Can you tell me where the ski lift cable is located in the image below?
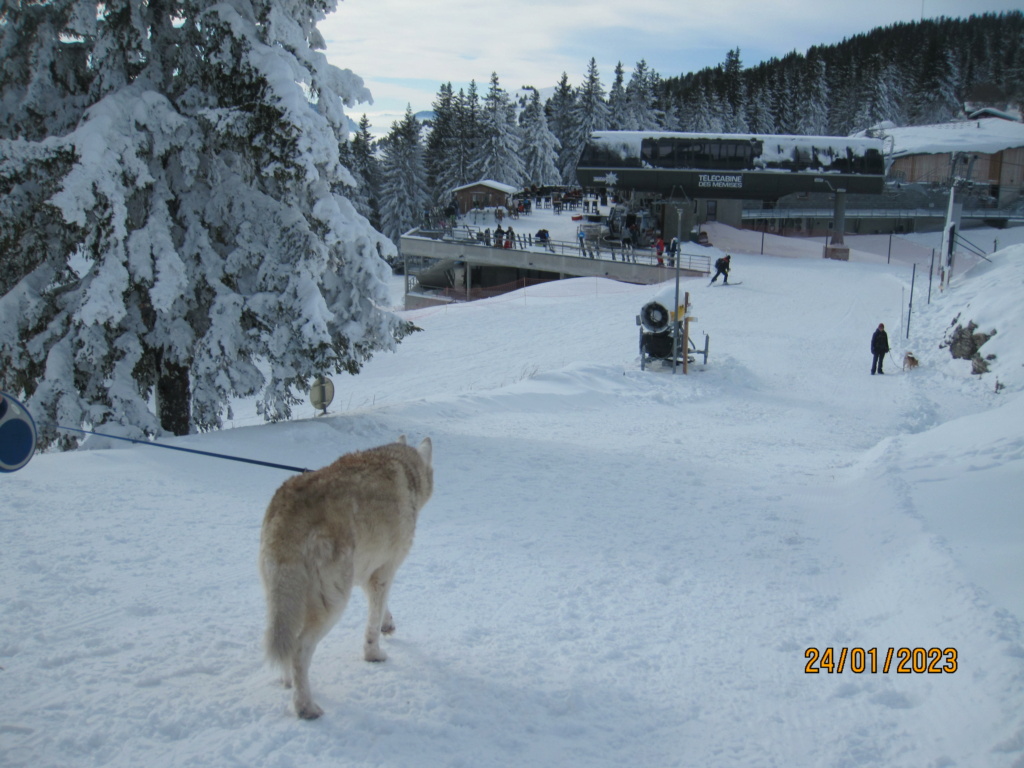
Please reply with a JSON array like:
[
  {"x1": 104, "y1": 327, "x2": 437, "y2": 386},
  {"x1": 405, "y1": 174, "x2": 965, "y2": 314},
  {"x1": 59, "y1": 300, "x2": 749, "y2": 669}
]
[{"x1": 953, "y1": 232, "x2": 992, "y2": 262}]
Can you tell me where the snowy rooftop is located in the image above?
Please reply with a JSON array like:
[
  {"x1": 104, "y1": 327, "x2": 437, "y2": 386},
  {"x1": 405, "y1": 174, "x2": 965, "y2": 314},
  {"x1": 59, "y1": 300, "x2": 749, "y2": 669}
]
[
  {"x1": 861, "y1": 118, "x2": 1024, "y2": 158},
  {"x1": 450, "y1": 179, "x2": 521, "y2": 195}
]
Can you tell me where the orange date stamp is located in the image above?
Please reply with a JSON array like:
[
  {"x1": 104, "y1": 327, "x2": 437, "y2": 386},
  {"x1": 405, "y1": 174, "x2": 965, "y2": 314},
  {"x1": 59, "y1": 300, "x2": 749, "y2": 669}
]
[{"x1": 804, "y1": 647, "x2": 958, "y2": 674}]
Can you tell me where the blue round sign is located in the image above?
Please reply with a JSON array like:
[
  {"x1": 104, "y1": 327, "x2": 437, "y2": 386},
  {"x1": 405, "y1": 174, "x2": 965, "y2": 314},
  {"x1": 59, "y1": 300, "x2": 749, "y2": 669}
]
[{"x1": 0, "y1": 392, "x2": 38, "y2": 472}]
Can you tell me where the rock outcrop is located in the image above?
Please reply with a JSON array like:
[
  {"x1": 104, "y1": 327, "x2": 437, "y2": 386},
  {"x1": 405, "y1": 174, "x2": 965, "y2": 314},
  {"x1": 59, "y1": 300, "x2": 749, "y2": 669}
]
[{"x1": 941, "y1": 315, "x2": 997, "y2": 374}]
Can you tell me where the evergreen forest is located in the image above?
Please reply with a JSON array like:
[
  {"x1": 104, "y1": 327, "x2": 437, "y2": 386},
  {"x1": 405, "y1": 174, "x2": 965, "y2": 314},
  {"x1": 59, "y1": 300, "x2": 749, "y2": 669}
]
[{"x1": 362, "y1": 12, "x2": 1024, "y2": 235}]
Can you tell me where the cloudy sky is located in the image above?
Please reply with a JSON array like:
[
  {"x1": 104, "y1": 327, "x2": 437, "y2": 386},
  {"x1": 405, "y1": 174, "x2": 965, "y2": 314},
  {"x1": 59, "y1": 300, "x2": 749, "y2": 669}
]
[{"x1": 317, "y1": 0, "x2": 1021, "y2": 135}]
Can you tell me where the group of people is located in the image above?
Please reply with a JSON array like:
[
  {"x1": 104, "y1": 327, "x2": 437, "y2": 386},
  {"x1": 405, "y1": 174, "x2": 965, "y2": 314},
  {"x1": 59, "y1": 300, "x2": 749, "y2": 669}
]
[
  {"x1": 494, "y1": 226, "x2": 515, "y2": 249},
  {"x1": 478, "y1": 226, "x2": 516, "y2": 248},
  {"x1": 653, "y1": 236, "x2": 685, "y2": 267}
]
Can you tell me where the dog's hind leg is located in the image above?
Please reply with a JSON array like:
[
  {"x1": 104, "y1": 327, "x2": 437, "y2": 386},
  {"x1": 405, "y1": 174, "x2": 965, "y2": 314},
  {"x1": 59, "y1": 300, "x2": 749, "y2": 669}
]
[
  {"x1": 380, "y1": 607, "x2": 395, "y2": 636},
  {"x1": 291, "y1": 633, "x2": 325, "y2": 720},
  {"x1": 362, "y1": 565, "x2": 398, "y2": 662},
  {"x1": 290, "y1": 576, "x2": 352, "y2": 719},
  {"x1": 290, "y1": 547, "x2": 354, "y2": 719}
]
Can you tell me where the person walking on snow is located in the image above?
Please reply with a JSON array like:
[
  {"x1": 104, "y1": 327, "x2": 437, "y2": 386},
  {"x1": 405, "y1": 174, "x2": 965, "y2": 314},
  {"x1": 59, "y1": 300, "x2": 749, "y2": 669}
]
[
  {"x1": 871, "y1": 323, "x2": 890, "y2": 375},
  {"x1": 710, "y1": 254, "x2": 731, "y2": 284}
]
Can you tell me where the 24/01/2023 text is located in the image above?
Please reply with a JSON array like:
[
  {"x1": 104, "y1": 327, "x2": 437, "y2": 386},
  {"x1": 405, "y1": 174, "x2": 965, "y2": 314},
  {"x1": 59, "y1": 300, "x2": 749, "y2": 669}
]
[{"x1": 804, "y1": 647, "x2": 958, "y2": 674}]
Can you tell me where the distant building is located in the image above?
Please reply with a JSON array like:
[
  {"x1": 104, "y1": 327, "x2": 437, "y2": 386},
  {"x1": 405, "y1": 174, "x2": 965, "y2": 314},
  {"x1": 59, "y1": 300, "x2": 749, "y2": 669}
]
[
  {"x1": 744, "y1": 117, "x2": 1024, "y2": 236},
  {"x1": 876, "y1": 117, "x2": 1024, "y2": 208},
  {"x1": 450, "y1": 180, "x2": 521, "y2": 215}
]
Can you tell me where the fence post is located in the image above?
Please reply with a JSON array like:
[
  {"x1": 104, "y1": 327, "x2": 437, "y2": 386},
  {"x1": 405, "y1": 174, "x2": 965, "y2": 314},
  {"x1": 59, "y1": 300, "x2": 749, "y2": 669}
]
[
  {"x1": 906, "y1": 263, "x2": 916, "y2": 339},
  {"x1": 927, "y1": 249, "x2": 935, "y2": 304}
]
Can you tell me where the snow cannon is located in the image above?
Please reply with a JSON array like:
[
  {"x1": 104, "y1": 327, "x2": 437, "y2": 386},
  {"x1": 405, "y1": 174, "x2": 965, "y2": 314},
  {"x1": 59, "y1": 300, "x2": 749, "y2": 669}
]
[
  {"x1": 636, "y1": 286, "x2": 709, "y2": 372},
  {"x1": 639, "y1": 299, "x2": 672, "y2": 335},
  {"x1": 638, "y1": 296, "x2": 676, "y2": 361}
]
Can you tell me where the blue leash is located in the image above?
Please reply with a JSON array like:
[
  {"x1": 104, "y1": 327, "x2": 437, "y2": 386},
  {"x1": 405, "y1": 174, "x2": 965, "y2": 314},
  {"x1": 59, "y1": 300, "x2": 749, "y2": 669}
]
[
  {"x1": 57, "y1": 425, "x2": 311, "y2": 474},
  {"x1": 4, "y1": 391, "x2": 310, "y2": 474}
]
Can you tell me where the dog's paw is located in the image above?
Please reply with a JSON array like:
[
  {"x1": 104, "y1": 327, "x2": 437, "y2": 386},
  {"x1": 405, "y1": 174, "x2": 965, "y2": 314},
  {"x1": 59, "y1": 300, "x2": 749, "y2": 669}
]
[
  {"x1": 364, "y1": 644, "x2": 388, "y2": 663},
  {"x1": 296, "y1": 701, "x2": 324, "y2": 720},
  {"x1": 381, "y1": 616, "x2": 396, "y2": 635}
]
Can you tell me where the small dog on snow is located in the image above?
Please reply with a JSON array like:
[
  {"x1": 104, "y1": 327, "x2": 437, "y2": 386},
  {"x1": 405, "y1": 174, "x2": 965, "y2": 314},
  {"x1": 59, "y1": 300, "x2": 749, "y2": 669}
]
[
  {"x1": 259, "y1": 436, "x2": 433, "y2": 719},
  {"x1": 903, "y1": 352, "x2": 919, "y2": 371}
]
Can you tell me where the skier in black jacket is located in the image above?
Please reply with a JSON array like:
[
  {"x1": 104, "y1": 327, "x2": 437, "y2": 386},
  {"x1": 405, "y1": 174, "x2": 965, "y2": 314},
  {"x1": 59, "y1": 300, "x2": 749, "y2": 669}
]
[
  {"x1": 871, "y1": 323, "x2": 890, "y2": 375},
  {"x1": 710, "y1": 254, "x2": 731, "y2": 284}
]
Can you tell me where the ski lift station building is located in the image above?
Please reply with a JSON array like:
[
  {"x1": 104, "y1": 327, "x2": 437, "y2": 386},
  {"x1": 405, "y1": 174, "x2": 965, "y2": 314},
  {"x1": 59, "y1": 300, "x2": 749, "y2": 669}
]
[{"x1": 575, "y1": 118, "x2": 1024, "y2": 237}]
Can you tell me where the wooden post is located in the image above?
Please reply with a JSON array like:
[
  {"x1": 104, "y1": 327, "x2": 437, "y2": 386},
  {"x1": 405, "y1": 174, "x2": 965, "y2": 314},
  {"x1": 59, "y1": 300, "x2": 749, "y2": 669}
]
[{"x1": 682, "y1": 316, "x2": 691, "y2": 375}]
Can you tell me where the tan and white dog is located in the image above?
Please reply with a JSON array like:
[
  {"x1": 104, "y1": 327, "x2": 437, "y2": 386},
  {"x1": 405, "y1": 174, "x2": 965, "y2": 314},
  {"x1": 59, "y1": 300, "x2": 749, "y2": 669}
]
[
  {"x1": 903, "y1": 352, "x2": 920, "y2": 371},
  {"x1": 259, "y1": 436, "x2": 433, "y2": 719}
]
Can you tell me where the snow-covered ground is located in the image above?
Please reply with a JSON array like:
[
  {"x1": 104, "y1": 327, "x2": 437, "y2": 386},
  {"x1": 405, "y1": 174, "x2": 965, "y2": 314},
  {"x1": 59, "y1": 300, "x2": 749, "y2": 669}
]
[{"x1": 3, "y1": 207, "x2": 1024, "y2": 767}]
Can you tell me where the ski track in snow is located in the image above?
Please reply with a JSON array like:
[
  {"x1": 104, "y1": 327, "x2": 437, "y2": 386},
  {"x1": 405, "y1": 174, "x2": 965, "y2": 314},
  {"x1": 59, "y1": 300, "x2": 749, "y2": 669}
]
[{"x1": 3, "y1": 219, "x2": 1024, "y2": 767}]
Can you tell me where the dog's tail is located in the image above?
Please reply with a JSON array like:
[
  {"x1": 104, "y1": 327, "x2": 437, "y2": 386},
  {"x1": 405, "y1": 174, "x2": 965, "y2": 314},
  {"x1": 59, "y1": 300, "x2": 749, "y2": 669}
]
[
  {"x1": 261, "y1": 532, "x2": 347, "y2": 667},
  {"x1": 260, "y1": 556, "x2": 311, "y2": 667}
]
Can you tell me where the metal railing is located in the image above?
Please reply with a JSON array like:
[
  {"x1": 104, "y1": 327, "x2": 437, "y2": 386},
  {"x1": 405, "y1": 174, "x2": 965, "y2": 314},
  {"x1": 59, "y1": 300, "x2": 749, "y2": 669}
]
[
  {"x1": 407, "y1": 225, "x2": 711, "y2": 274},
  {"x1": 742, "y1": 207, "x2": 1024, "y2": 223}
]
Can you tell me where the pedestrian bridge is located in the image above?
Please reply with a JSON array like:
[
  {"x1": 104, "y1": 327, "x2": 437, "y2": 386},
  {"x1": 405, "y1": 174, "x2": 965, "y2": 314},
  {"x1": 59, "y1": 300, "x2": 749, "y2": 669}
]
[{"x1": 399, "y1": 227, "x2": 711, "y2": 304}]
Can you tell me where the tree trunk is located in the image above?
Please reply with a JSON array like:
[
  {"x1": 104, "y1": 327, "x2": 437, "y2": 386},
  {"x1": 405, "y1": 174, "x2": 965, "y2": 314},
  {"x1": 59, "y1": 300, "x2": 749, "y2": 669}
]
[{"x1": 157, "y1": 360, "x2": 192, "y2": 436}]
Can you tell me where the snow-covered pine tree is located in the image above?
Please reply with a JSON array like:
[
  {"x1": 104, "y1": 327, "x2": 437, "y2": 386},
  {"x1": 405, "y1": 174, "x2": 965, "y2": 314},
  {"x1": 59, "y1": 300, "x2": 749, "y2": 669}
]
[
  {"x1": 378, "y1": 105, "x2": 429, "y2": 245},
  {"x1": 1008, "y1": 30, "x2": 1024, "y2": 115},
  {"x1": 607, "y1": 62, "x2": 634, "y2": 130},
  {"x1": 851, "y1": 53, "x2": 907, "y2": 133},
  {"x1": 625, "y1": 60, "x2": 662, "y2": 130},
  {"x1": 547, "y1": 72, "x2": 579, "y2": 185},
  {"x1": 0, "y1": 0, "x2": 410, "y2": 444},
  {"x1": 475, "y1": 72, "x2": 525, "y2": 187},
  {"x1": 911, "y1": 42, "x2": 962, "y2": 125},
  {"x1": 561, "y1": 59, "x2": 610, "y2": 184},
  {"x1": 425, "y1": 82, "x2": 478, "y2": 199},
  {"x1": 344, "y1": 114, "x2": 382, "y2": 230},
  {"x1": 425, "y1": 82, "x2": 459, "y2": 203},
  {"x1": 455, "y1": 81, "x2": 484, "y2": 187},
  {"x1": 876, "y1": 61, "x2": 908, "y2": 126},
  {"x1": 745, "y1": 77, "x2": 777, "y2": 134},
  {"x1": 689, "y1": 85, "x2": 722, "y2": 133},
  {"x1": 797, "y1": 57, "x2": 830, "y2": 135},
  {"x1": 719, "y1": 49, "x2": 749, "y2": 133},
  {"x1": 0, "y1": 0, "x2": 94, "y2": 141},
  {"x1": 772, "y1": 68, "x2": 800, "y2": 135},
  {"x1": 659, "y1": 96, "x2": 683, "y2": 131},
  {"x1": 520, "y1": 88, "x2": 561, "y2": 187}
]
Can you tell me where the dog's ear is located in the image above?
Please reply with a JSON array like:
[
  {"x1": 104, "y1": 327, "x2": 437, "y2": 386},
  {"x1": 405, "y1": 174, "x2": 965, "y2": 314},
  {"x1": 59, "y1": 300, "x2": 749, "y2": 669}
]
[
  {"x1": 397, "y1": 435, "x2": 407, "y2": 445},
  {"x1": 417, "y1": 437, "x2": 432, "y2": 468}
]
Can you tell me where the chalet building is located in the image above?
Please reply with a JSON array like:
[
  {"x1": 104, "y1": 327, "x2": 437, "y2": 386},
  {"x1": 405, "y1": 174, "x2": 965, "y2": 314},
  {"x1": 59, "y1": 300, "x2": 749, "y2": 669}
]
[{"x1": 450, "y1": 180, "x2": 521, "y2": 215}]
